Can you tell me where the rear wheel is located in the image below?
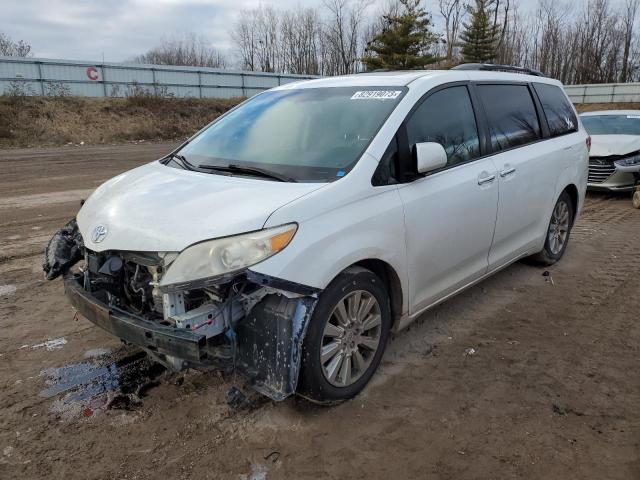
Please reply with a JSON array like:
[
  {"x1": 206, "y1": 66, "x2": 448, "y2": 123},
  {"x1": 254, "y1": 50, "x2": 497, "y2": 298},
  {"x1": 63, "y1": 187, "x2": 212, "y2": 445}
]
[
  {"x1": 532, "y1": 191, "x2": 574, "y2": 265},
  {"x1": 298, "y1": 267, "x2": 391, "y2": 403}
]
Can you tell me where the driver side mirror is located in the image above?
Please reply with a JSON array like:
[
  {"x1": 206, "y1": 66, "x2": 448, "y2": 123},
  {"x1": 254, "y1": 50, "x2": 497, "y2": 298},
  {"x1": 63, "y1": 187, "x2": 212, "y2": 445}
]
[{"x1": 414, "y1": 142, "x2": 447, "y2": 174}]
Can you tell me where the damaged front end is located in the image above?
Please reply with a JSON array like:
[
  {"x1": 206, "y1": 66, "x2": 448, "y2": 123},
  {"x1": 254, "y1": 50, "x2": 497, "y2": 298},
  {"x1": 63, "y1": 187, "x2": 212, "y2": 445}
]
[{"x1": 44, "y1": 219, "x2": 318, "y2": 401}]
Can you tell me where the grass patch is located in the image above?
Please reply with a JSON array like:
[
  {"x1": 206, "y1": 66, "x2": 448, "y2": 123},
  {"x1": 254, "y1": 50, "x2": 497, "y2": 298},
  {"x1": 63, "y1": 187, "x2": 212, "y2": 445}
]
[{"x1": 0, "y1": 96, "x2": 242, "y2": 148}]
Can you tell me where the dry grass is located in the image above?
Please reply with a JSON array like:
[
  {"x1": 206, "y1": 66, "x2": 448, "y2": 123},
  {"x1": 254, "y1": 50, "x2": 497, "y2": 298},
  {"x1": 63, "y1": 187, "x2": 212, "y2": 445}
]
[
  {"x1": 0, "y1": 96, "x2": 635, "y2": 148},
  {"x1": 574, "y1": 102, "x2": 640, "y2": 113},
  {"x1": 0, "y1": 95, "x2": 242, "y2": 148}
]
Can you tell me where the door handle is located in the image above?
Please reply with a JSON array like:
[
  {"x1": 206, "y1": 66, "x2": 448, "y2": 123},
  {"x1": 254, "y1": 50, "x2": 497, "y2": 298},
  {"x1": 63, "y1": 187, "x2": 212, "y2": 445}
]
[
  {"x1": 500, "y1": 167, "x2": 516, "y2": 177},
  {"x1": 477, "y1": 174, "x2": 496, "y2": 185}
]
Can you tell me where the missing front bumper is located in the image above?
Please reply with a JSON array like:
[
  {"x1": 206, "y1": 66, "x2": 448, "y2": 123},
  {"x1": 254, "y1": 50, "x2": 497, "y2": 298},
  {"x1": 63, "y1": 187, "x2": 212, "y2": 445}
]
[
  {"x1": 64, "y1": 273, "x2": 318, "y2": 401},
  {"x1": 65, "y1": 275, "x2": 209, "y2": 365}
]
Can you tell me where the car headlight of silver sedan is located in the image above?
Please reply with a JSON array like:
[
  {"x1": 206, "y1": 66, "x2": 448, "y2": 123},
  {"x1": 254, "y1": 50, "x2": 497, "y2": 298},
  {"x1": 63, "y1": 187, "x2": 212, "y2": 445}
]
[
  {"x1": 614, "y1": 153, "x2": 640, "y2": 167},
  {"x1": 159, "y1": 223, "x2": 297, "y2": 287}
]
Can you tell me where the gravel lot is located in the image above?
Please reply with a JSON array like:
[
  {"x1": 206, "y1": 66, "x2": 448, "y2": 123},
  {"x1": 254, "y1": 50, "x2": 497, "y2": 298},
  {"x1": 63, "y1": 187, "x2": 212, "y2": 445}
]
[{"x1": 1, "y1": 143, "x2": 639, "y2": 479}]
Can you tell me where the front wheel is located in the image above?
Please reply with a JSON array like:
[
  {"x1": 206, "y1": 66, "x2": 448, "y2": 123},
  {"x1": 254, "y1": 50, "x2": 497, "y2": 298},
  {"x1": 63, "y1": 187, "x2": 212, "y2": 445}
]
[
  {"x1": 532, "y1": 191, "x2": 574, "y2": 265},
  {"x1": 297, "y1": 267, "x2": 391, "y2": 403},
  {"x1": 632, "y1": 189, "x2": 640, "y2": 209}
]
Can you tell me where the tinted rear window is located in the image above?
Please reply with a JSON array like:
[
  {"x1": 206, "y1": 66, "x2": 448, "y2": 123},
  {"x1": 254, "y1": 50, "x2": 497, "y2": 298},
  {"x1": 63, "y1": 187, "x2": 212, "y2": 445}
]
[
  {"x1": 533, "y1": 83, "x2": 578, "y2": 136},
  {"x1": 478, "y1": 84, "x2": 541, "y2": 151}
]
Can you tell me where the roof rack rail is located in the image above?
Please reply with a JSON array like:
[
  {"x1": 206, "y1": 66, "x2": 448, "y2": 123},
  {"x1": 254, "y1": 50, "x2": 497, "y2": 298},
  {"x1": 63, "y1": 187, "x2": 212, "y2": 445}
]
[{"x1": 452, "y1": 63, "x2": 546, "y2": 77}]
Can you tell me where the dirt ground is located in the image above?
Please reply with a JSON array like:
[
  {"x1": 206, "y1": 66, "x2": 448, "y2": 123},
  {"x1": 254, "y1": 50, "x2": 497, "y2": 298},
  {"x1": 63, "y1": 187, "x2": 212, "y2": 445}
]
[{"x1": 1, "y1": 143, "x2": 639, "y2": 480}]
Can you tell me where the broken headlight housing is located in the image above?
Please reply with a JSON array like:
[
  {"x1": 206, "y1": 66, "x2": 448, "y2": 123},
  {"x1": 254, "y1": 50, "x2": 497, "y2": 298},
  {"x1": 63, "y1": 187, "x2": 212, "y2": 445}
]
[
  {"x1": 159, "y1": 223, "x2": 297, "y2": 287},
  {"x1": 615, "y1": 153, "x2": 640, "y2": 167}
]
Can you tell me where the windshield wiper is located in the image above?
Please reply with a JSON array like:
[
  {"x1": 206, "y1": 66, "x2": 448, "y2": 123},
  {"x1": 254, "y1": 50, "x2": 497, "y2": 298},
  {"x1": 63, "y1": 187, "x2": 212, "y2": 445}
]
[
  {"x1": 166, "y1": 153, "x2": 198, "y2": 171},
  {"x1": 197, "y1": 164, "x2": 297, "y2": 182}
]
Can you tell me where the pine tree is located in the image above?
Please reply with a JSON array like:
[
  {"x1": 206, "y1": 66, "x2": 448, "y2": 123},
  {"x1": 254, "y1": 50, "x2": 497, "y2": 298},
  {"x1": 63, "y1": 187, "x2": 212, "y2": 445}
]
[
  {"x1": 363, "y1": 0, "x2": 441, "y2": 71},
  {"x1": 459, "y1": 0, "x2": 500, "y2": 64}
]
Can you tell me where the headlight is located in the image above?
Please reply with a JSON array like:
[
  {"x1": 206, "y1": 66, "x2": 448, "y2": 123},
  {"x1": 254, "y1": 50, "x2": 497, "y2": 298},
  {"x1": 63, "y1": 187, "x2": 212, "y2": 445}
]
[
  {"x1": 160, "y1": 223, "x2": 297, "y2": 287},
  {"x1": 615, "y1": 153, "x2": 640, "y2": 167}
]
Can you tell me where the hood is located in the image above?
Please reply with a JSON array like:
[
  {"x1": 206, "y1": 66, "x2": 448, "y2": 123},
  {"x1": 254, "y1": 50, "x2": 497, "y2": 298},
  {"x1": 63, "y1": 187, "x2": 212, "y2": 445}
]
[
  {"x1": 590, "y1": 135, "x2": 640, "y2": 157},
  {"x1": 77, "y1": 162, "x2": 324, "y2": 253}
]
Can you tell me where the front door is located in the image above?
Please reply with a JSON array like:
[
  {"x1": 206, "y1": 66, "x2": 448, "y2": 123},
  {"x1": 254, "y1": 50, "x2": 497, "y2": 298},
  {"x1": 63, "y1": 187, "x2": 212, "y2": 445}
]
[{"x1": 397, "y1": 85, "x2": 499, "y2": 314}]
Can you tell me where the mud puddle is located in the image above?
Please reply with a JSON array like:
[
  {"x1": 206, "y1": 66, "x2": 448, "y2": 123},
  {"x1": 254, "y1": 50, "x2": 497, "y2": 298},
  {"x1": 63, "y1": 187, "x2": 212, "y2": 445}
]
[{"x1": 40, "y1": 347, "x2": 165, "y2": 420}]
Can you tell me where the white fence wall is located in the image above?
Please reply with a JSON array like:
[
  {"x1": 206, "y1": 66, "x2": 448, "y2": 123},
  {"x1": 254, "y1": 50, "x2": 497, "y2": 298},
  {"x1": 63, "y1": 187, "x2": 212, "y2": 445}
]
[
  {"x1": 2, "y1": 56, "x2": 640, "y2": 103},
  {"x1": 0, "y1": 56, "x2": 318, "y2": 99}
]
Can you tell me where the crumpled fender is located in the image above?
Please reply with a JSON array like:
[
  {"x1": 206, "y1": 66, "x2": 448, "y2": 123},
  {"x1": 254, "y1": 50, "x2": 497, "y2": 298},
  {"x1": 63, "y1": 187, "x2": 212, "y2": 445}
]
[
  {"x1": 43, "y1": 218, "x2": 84, "y2": 280},
  {"x1": 234, "y1": 292, "x2": 317, "y2": 401}
]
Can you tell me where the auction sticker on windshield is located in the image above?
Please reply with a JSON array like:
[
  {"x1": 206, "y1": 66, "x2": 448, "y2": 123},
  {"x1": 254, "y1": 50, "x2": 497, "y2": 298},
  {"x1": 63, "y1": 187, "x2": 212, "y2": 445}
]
[{"x1": 351, "y1": 90, "x2": 402, "y2": 100}]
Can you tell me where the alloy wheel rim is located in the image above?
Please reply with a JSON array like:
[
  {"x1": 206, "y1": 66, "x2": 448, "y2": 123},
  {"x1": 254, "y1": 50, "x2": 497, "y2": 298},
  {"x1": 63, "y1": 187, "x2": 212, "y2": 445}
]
[
  {"x1": 548, "y1": 200, "x2": 570, "y2": 255},
  {"x1": 320, "y1": 290, "x2": 382, "y2": 388}
]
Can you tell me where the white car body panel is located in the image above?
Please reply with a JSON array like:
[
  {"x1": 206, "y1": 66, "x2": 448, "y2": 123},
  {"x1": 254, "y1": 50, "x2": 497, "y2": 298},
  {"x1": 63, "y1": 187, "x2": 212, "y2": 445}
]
[
  {"x1": 254, "y1": 153, "x2": 410, "y2": 314},
  {"x1": 77, "y1": 162, "x2": 324, "y2": 253},
  {"x1": 488, "y1": 131, "x2": 586, "y2": 268},
  {"x1": 589, "y1": 134, "x2": 640, "y2": 157},
  {"x1": 76, "y1": 69, "x2": 588, "y2": 332},
  {"x1": 397, "y1": 157, "x2": 499, "y2": 313}
]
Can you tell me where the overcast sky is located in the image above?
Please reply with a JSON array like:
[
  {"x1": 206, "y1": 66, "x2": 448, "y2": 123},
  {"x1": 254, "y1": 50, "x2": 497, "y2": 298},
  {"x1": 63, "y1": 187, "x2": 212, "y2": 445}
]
[{"x1": 0, "y1": 0, "x2": 629, "y2": 64}]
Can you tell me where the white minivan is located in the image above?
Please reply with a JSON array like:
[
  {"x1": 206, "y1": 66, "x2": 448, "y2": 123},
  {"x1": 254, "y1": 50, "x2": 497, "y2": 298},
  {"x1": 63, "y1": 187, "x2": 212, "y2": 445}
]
[{"x1": 44, "y1": 64, "x2": 589, "y2": 403}]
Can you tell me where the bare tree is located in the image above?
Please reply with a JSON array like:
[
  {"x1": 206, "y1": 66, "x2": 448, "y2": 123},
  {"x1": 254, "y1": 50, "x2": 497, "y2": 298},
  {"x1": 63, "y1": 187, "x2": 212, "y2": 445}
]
[
  {"x1": 439, "y1": 0, "x2": 465, "y2": 62},
  {"x1": 231, "y1": 10, "x2": 258, "y2": 71},
  {"x1": 230, "y1": 0, "x2": 370, "y2": 75},
  {"x1": 621, "y1": 0, "x2": 639, "y2": 81},
  {"x1": 134, "y1": 34, "x2": 226, "y2": 68},
  {"x1": 492, "y1": 0, "x2": 640, "y2": 84},
  {"x1": 281, "y1": 7, "x2": 322, "y2": 74},
  {"x1": 231, "y1": 6, "x2": 284, "y2": 73},
  {"x1": 227, "y1": 0, "x2": 640, "y2": 84},
  {"x1": 322, "y1": 0, "x2": 371, "y2": 75},
  {"x1": 0, "y1": 32, "x2": 32, "y2": 57}
]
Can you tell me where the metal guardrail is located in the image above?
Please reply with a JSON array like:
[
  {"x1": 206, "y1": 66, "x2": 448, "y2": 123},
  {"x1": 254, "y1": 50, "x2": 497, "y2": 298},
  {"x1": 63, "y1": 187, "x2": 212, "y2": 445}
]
[
  {"x1": 564, "y1": 82, "x2": 640, "y2": 104},
  {"x1": 0, "y1": 56, "x2": 318, "y2": 99}
]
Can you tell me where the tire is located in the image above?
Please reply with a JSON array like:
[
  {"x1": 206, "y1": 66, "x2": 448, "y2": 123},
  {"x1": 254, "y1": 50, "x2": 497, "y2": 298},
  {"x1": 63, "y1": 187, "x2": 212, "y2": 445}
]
[
  {"x1": 297, "y1": 266, "x2": 391, "y2": 403},
  {"x1": 531, "y1": 191, "x2": 574, "y2": 266}
]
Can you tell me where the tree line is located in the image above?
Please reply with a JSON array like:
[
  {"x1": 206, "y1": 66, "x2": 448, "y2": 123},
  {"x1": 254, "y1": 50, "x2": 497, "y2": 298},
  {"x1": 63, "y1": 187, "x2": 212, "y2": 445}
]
[
  {"x1": 227, "y1": 0, "x2": 640, "y2": 84},
  {"x1": 2, "y1": 0, "x2": 639, "y2": 84},
  {"x1": 226, "y1": 0, "x2": 640, "y2": 84}
]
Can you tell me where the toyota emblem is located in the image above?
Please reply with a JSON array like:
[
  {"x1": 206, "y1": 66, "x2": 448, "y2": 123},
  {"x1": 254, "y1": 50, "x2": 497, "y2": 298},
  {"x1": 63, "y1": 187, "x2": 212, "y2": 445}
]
[{"x1": 91, "y1": 224, "x2": 108, "y2": 243}]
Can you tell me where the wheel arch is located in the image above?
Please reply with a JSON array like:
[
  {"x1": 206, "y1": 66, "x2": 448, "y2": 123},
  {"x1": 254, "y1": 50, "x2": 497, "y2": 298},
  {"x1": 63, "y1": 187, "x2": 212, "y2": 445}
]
[
  {"x1": 350, "y1": 259, "x2": 404, "y2": 328},
  {"x1": 562, "y1": 183, "x2": 579, "y2": 224}
]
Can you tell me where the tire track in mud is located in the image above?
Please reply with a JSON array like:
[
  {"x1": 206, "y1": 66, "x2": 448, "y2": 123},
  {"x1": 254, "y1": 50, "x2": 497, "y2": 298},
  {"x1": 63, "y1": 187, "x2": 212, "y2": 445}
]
[
  {"x1": 2, "y1": 140, "x2": 639, "y2": 479},
  {"x1": 569, "y1": 198, "x2": 640, "y2": 307}
]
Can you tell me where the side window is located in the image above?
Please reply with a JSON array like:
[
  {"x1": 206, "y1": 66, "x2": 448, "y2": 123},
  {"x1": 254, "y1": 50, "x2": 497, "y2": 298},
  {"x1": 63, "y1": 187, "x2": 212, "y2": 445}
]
[
  {"x1": 406, "y1": 86, "x2": 480, "y2": 167},
  {"x1": 533, "y1": 83, "x2": 578, "y2": 137},
  {"x1": 478, "y1": 84, "x2": 541, "y2": 151}
]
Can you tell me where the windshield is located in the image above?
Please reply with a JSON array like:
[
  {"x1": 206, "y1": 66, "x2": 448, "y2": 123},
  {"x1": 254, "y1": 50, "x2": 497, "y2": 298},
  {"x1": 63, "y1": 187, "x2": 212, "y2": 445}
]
[
  {"x1": 581, "y1": 114, "x2": 640, "y2": 136},
  {"x1": 176, "y1": 87, "x2": 407, "y2": 182}
]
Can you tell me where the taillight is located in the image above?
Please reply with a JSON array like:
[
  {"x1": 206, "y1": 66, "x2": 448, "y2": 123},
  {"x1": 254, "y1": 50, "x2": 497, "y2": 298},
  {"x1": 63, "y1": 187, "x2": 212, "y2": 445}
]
[{"x1": 586, "y1": 136, "x2": 591, "y2": 152}]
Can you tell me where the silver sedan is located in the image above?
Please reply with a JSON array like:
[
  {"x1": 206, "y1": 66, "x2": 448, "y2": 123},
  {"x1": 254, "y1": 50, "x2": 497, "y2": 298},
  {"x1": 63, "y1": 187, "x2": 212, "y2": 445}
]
[{"x1": 580, "y1": 110, "x2": 640, "y2": 192}]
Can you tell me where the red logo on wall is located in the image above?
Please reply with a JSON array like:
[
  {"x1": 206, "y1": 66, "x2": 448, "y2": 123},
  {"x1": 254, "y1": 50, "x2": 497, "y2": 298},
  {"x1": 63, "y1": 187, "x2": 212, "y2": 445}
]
[{"x1": 86, "y1": 67, "x2": 99, "y2": 81}]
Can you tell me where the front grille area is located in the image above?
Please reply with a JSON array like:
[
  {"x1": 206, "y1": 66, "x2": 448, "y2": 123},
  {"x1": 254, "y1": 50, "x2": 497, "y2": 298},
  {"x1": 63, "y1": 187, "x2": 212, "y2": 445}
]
[{"x1": 588, "y1": 159, "x2": 616, "y2": 183}]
